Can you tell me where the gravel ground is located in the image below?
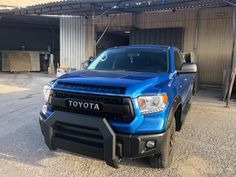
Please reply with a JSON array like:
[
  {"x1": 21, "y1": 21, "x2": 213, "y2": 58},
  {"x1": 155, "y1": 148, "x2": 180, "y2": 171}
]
[{"x1": 0, "y1": 73, "x2": 236, "y2": 177}]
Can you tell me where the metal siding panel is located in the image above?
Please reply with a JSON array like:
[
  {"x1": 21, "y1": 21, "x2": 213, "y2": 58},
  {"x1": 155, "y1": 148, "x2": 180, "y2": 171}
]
[
  {"x1": 130, "y1": 28, "x2": 184, "y2": 50},
  {"x1": 96, "y1": 13, "x2": 133, "y2": 31},
  {"x1": 60, "y1": 16, "x2": 86, "y2": 69},
  {"x1": 106, "y1": 9, "x2": 197, "y2": 52},
  {"x1": 144, "y1": 7, "x2": 233, "y2": 85},
  {"x1": 197, "y1": 7, "x2": 233, "y2": 85}
]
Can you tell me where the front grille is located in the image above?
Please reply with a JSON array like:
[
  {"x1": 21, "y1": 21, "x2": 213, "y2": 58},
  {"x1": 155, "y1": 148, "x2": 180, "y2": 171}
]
[
  {"x1": 54, "y1": 82, "x2": 126, "y2": 94},
  {"x1": 51, "y1": 90, "x2": 135, "y2": 123},
  {"x1": 54, "y1": 122, "x2": 104, "y2": 148},
  {"x1": 54, "y1": 91, "x2": 123, "y2": 105}
]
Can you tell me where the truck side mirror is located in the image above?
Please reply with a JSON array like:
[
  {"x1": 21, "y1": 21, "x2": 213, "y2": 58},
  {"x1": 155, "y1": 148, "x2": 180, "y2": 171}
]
[{"x1": 178, "y1": 63, "x2": 197, "y2": 74}]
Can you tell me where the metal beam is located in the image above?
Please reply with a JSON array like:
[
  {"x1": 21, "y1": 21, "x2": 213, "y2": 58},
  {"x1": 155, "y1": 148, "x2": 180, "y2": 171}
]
[
  {"x1": 115, "y1": 0, "x2": 226, "y2": 13},
  {"x1": 223, "y1": 0, "x2": 236, "y2": 6},
  {"x1": 2, "y1": 0, "x2": 229, "y2": 16},
  {"x1": 95, "y1": 14, "x2": 117, "y2": 46}
]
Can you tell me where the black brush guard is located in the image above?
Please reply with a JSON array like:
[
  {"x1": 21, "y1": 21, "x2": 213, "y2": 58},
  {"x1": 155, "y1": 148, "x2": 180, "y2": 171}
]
[{"x1": 40, "y1": 111, "x2": 120, "y2": 168}]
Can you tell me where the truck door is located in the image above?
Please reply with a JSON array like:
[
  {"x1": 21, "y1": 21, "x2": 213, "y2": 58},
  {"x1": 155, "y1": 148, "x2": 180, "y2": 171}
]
[
  {"x1": 178, "y1": 51, "x2": 193, "y2": 104},
  {"x1": 174, "y1": 50, "x2": 190, "y2": 105}
]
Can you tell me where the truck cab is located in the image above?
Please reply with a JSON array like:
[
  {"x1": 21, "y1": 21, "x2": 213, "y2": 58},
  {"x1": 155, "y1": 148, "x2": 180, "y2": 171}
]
[{"x1": 39, "y1": 45, "x2": 197, "y2": 168}]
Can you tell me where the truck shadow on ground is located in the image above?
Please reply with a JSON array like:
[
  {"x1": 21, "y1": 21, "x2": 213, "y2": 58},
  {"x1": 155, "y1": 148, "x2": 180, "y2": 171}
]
[
  {"x1": 0, "y1": 120, "x2": 153, "y2": 169},
  {"x1": 0, "y1": 122, "x2": 58, "y2": 167},
  {"x1": 58, "y1": 149, "x2": 152, "y2": 169}
]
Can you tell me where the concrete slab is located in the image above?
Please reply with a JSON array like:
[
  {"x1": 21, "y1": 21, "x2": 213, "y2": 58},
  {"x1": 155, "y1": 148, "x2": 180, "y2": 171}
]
[{"x1": 0, "y1": 73, "x2": 235, "y2": 177}]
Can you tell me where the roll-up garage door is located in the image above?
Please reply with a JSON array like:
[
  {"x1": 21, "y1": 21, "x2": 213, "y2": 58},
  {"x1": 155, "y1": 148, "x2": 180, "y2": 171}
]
[{"x1": 130, "y1": 28, "x2": 184, "y2": 50}]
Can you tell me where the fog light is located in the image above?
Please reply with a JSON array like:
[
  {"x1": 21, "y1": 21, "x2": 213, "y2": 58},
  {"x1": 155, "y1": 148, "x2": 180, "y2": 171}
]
[
  {"x1": 42, "y1": 105, "x2": 47, "y2": 115},
  {"x1": 146, "y1": 140, "x2": 155, "y2": 148}
]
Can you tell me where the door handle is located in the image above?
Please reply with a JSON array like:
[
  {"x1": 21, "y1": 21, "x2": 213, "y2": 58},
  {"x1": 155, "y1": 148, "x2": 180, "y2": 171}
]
[{"x1": 184, "y1": 78, "x2": 188, "y2": 81}]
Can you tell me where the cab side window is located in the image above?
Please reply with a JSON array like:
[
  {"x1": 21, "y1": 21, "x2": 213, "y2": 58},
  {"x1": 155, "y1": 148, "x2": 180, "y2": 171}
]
[{"x1": 174, "y1": 50, "x2": 184, "y2": 70}]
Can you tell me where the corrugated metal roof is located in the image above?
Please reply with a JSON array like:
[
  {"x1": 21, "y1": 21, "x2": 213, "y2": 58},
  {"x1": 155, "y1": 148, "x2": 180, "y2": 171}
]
[{"x1": 1, "y1": 0, "x2": 234, "y2": 16}]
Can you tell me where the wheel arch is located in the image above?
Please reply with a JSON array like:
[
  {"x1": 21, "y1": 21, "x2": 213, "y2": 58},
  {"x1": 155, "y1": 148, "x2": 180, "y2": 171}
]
[{"x1": 166, "y1": 95, "x2": 182, "y2": 131}]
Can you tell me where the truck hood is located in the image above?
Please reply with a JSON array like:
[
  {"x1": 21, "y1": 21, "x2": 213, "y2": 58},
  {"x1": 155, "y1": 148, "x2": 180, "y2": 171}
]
[{"x1": 55, "y1": 70, "x2": 170, "y2": 98}]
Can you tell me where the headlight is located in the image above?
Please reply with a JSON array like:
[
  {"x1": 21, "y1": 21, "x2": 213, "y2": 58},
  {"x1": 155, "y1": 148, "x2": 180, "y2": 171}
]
[
  {"x1": 137, "y1": 94, "x2": 168, "y2": 115},
  {"x1": 43, "y1": 85, "x2": 52, "y2": 102}
]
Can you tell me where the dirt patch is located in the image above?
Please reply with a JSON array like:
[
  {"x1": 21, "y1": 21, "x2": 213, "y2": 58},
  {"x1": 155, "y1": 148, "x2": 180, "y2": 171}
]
[
  {"x1": 177, "y1": 156, "x2": 216, "y2": 177},
  {"x1": 0, "y1": 84, "x2": 29, "y2": 94}
]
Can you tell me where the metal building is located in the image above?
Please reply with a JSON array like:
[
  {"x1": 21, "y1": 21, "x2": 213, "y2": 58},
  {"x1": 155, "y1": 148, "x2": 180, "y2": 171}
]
[
  {"x1": 1, "y1": 0, "x2": 235, "y2": 87},
  {"x1": 96, "y1": 7, "x2": 234, "y2": 85},
  {"x1": 0, "y1": 15, "x2": 59, "y2": 72}
]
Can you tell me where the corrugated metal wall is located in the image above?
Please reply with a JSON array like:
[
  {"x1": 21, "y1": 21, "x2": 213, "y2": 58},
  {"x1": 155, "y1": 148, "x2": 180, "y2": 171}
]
[
  {"x1": 130, "y1": 28, "x2": 184, "y2": 50},
  {"x1": 96, "y1": 13, "x2": 133, "y2": 32},
  {"x1": 197, "y1": 8, "x2": 233, "y2": 85},
  {"x1": 135, "y1": 9, "x2": 198, "y2": 53},
  {"x1": 96, "y1": 7, "x2": 233, "y2": 85},
  {"x1": 60, "y1": 16, "x2": 87, "y2": 69}
]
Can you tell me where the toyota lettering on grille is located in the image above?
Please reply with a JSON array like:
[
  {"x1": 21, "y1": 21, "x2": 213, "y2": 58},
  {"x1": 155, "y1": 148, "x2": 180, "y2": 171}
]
[{"x1": 65, "y1": 99, "x2": 103, "y2": 111}]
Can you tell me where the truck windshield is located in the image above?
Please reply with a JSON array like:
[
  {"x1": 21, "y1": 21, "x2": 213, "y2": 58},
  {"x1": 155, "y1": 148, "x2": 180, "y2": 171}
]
[{"x1": 88, "y1": 47, "x2": 169, "y2": 73}]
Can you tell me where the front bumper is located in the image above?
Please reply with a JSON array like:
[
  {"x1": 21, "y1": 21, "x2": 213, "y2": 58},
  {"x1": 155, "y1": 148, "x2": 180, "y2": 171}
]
[{"x1": 39, "y1": 111, "x2": 168, "y2": 168}]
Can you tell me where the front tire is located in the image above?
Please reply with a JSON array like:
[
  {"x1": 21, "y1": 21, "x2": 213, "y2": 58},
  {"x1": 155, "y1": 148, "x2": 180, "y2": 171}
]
[
  {"x1": 46, "y1": 143, "x2": 56, "y2": 151},
  {"x1": 149, "y1": 117, "x2": 176, "y2": 168}
]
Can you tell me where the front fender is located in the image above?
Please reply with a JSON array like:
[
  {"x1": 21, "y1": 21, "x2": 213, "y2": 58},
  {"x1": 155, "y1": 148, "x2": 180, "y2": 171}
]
[{"x1": 166, "y1": 95, "x2": 182, "y2": 130}]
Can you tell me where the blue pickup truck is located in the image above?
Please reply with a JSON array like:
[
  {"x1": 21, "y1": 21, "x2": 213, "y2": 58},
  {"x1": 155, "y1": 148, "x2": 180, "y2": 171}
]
[{"x1": 40, "y1": 45, "x2": 197, "y2": 168}]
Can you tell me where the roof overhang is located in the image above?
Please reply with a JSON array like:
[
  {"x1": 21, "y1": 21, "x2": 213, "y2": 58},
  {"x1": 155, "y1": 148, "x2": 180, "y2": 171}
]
[
  {"x1": 0, "y1": 14, "x2": 59, "y2": 29},
  {"x1": 0, "y1": 0, "x2": 234, "y2": 17}
]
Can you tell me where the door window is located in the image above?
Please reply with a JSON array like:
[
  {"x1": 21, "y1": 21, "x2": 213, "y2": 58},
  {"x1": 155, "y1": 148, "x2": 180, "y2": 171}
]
[{"x1": 174, "y1": 50, "x2": 184, "y2": 70}]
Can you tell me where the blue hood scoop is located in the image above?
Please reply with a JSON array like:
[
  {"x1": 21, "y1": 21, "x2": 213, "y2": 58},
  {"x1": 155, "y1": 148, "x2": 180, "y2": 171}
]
[
  {"x1": 54, "y1": 82, "x2": 126, "y2": 94},
  {"x1": 56, "y1": 70, "x2": 169, "y2": 96}
]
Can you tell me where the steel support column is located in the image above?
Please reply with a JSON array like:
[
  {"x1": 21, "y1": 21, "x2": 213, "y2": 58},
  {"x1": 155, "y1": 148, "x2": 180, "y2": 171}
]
[{"x1": 226, "y1": 7, "x2": 236, "y2": 107}]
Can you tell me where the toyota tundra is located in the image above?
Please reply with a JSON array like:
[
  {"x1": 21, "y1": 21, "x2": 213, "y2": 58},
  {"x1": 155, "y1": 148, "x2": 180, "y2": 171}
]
[{"x1": 39, "y1": 45, "x2": 197, "y2": 168}]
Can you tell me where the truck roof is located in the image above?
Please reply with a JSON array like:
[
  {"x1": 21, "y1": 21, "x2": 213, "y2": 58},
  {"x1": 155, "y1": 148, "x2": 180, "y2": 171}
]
[{"x1": 108, "y1": 45, "x2": 172, "y2": 50}]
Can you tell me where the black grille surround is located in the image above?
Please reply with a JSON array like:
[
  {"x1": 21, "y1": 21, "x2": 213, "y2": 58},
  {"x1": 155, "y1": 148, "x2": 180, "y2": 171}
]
[
  {"x1": 54, "y1": 82, "x2": 126, "y2": 94},
  {"x1": 49, "y1": 90, "x2": 135, "y2": 123}
]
